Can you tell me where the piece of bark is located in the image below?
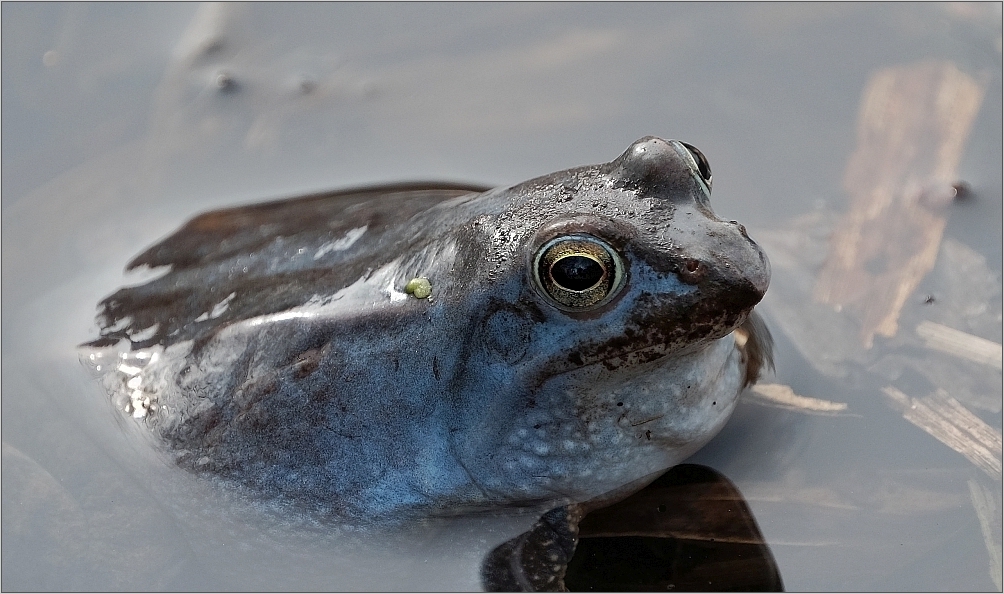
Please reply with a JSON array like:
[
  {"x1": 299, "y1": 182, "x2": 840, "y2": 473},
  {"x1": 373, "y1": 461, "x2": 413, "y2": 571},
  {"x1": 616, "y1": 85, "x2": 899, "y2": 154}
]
[
  {"x1": 747, "y1": 383, "x2": 851, "y2": 415},
  {"x1": 915, "y1": 320, "x2": 1003, "y2": 371},
  {"x1": 968, "y1": 479, "x2": 1003, "y2": 591},
  {"x1": 814, "y1": 61, "x2": 986, "y2": 347},
  {"x1": 883, "y1": 386, "x2": 1002, "y2": 480}
]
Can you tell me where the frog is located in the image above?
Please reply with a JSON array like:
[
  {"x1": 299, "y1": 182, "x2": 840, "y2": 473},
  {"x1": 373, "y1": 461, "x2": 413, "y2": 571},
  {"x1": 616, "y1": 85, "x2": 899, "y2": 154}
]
[{"x1": 84, "y1": 136, "x2": 771, "y2": 522}]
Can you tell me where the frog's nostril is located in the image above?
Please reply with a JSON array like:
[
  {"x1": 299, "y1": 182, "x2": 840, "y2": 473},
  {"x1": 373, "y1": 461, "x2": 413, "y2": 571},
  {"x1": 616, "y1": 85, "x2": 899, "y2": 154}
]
[{"x1": 678, "y1": 259, "x2": 706, "y2": 285}]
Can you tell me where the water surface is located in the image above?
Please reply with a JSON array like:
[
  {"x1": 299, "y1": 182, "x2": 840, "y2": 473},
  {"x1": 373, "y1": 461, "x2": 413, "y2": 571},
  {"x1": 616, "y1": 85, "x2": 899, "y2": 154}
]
[{"x1": 3, "y1": 3, "x2": 1001, "y2": 590}]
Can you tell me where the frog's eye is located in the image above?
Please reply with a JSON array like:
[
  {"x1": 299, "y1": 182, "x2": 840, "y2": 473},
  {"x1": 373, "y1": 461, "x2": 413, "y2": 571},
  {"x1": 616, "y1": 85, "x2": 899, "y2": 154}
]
[
  {"x1": 533, "y1": 234, "x2": 626, "y2": 311},
  {"x1": 680, "y1": 142, "x2": 712, "y2": 191}
]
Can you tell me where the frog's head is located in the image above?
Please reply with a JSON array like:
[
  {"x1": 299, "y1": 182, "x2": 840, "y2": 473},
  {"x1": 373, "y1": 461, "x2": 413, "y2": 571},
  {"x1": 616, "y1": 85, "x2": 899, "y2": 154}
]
[
  {"x1": 523, "y1": 136, "x2": 768, "y2": 368},
  {"x1": 450, "y1": 137, "x2": 771, "y2": 503},
  {"x1": 464, "y1": 136, "x2": 769, "y2": 374}
]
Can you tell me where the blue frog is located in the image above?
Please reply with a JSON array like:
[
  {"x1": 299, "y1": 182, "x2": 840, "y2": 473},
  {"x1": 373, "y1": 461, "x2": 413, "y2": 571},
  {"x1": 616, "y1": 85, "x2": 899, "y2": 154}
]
[{"x1": 86, "y1": 137, "x2": 771, "y2": 521}]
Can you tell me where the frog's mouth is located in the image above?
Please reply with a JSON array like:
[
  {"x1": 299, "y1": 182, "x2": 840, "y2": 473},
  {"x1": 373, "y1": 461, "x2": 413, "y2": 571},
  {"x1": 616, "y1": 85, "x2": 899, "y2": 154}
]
[
  {"x1": 587, "y1": 340, "x2": 694, "y2": 371},
  {"x1": 575, "y1": 311, "x2": 745, "y2": 373},
  {"x1": 518, "y1": 330, "x2": 731, "y2": 397},
  {"x1": 568, "y1": 274, "x2": 762, "y2": 372}
]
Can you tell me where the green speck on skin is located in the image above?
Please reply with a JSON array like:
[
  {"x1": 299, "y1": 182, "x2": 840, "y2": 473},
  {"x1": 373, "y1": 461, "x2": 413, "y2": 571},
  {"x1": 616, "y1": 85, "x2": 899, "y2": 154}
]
[{"x1": 405, "y1": 277, "x2": 432, "y2": 299}]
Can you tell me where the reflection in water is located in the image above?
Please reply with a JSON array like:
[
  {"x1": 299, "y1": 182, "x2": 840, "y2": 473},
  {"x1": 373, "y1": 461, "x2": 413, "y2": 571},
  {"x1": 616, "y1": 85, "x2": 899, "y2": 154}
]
[
  {"x1": 754, "y1": 60, "x2": 1001, "y2": 484},
  {"x1": 483, "y1": 464, "x2": 782, "y2": 592}
]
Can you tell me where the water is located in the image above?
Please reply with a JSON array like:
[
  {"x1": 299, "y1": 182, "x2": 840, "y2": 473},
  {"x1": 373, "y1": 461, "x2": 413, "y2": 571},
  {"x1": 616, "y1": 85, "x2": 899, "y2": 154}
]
[{"x1": 3, "y1": 3, "x2": 1001, "y2": 590}]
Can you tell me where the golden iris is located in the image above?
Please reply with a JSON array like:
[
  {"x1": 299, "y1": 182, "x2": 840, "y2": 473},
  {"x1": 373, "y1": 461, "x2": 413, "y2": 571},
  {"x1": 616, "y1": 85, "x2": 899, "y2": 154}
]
[{"x1": 533, "y1": 234, "x2": 625, "y2": 310}]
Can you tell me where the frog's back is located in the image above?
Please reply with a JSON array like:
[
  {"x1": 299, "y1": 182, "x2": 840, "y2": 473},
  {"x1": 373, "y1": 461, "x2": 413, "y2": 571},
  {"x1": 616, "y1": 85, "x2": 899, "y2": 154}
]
[{"x1": 87, "y1": 183, "x2": 490, "y2": 352}]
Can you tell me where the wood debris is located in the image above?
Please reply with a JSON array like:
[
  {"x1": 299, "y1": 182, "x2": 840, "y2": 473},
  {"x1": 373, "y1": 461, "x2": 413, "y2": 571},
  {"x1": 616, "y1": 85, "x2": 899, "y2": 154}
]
[
  {"x1": 915, "y1": 320, "x2": 1003, "y2": 371},
  {"x1": 968, "y1": 479, "x2": 1003, "y2": 590},
  {"x1": 883, "y1": 386, "x2": 1002, "y2": 480},
  {"x1": 813, "y1": 61, "x2": 986, "y2": 347},
  {"x1": 747, "y1": 383, "x2": 850, "y2": 415}
]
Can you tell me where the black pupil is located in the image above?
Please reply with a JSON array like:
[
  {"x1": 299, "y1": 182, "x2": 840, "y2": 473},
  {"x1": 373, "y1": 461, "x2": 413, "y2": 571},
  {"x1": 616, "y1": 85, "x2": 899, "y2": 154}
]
[
  {"x1": 551, "y1": 256, "x2": 604, "y2": 291},
  {"x1": 697, "y1": 159, "x2": 710, "y2": 181},
  {"x1": 682, "y1": 142, "x2": 711, "y2": 182}
]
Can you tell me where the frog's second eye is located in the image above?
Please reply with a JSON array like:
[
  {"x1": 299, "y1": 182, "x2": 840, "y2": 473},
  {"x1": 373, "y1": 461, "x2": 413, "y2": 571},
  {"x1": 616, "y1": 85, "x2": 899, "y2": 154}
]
[
  {"x1": 680, "y1": 141, "x2": 712, "y2": 191},
  {"x1": 533, "y1": 235, "x2": 626, "y2": 311}
]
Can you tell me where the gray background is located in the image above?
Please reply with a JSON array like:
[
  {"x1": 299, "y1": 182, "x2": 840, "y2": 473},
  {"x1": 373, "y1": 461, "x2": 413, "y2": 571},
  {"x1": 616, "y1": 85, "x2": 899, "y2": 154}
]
[{"x1": 3, "y1": 3, "x2": 1001, "y2": 590}]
